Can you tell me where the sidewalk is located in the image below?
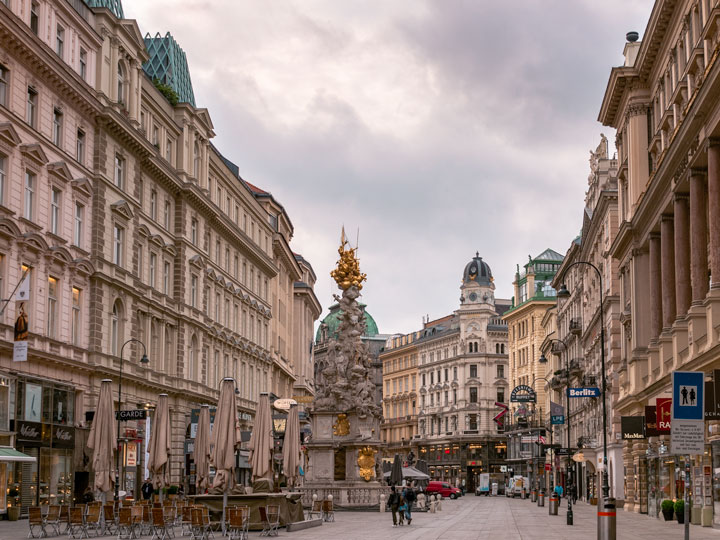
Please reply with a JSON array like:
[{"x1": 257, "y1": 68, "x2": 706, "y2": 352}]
[{"x1": 2, "y1": 496, "x2": 720, "y2": 539}]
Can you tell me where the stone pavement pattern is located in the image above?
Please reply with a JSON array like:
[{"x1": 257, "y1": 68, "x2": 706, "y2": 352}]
[{"x1": 2, "y1": 496, "x2": 720, "y2": 540}]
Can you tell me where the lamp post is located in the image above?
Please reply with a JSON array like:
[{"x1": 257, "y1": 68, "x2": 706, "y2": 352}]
[
  {"x1": 530, "y1": 374, "x2": 552, "y2": 495},
  {"x1": 557, "y1": 260, "x2": 612, "y2": 539},
  {"x1": 115, "y1": 339, "x2": 149, "y2": 503},
  {"x1": 539, "y1": 337, "x2": 572, "y2": 525}
]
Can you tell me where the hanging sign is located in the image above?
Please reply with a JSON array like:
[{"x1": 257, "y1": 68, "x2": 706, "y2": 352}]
[
  {"x1": 621, "y1": 416, "x2": 645, "y2": 440},
  {"x1": 568, "y1": 387, "x2": 600, "y2": 398},
  {"x1": 657, "y1": 398, "x2": 671, "y2": 432},
  {"x1": 550, "y1": 401, "x2": 564, "y2": 424},
  {"x1": 125, "y1": 442, "x2": 137, "y2": 466},
  {"x1": 510, "y1": 385, "x2": 536, "y2": 403},
  {"x1": 645, "y1": 406, "x2": 658, "y2": 437}
]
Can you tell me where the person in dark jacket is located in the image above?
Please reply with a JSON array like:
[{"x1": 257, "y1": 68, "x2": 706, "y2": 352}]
[
  {"x1": 402, "y1": 486, "x2": 415, "y2": 525},
  {"x1": 141, "y1": 479, "x2": 154, "y2": 500},
  {"x1": 388, "y1": 486, "x2": 402, "y2": 527}
]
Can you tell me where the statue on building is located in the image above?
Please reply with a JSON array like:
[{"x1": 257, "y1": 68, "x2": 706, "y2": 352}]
[{"x1": 313, "y1": 229, "x2": 381, "y2": 420}]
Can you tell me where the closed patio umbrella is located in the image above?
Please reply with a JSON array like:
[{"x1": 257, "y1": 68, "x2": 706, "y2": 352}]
[
  {"x1": 211, "y1": 378, "x2": 240, "y2": 529},
  {"x1": 248, "y1": 392, "x2": 273, "y2": 482},
  {"x1": 282, "y1": 404, "x2": 301, "y2": 487},
  {"x1": 390, "y1": 454, "x2": 403, "y2": 486},
  {"x1": 193, "y1": 404, "x2": 211, "y2": 492},
  {"x1": 147, "y1": 394, "x2": 171, "y2": 496},
  {"x1": 87, "y1": 379, "x2": 116, "y2": 499}
]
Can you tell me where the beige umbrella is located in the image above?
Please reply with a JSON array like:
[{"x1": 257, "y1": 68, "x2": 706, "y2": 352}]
[
  {"x1": 282, "y1": 404, "x2": 301, "y2": 487},
  {"x1": 147, "y1": 394, "x2": 171, "y2": 495},
  {"x1": 248, "y1": 392, "x2": 273, "y2": 482},
  {"x1": 193, "y1": 404, "x2": 211, "y2": 492},
  {"x1": 210, "y1": 378, "x2": 240, "y2": 530},
  {"x1": 87, "y1": 379, "x2": 116, "y2": 498}
]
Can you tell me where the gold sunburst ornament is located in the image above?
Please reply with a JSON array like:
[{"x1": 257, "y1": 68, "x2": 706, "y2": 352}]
[
  {"x1": 330, "y1": 227, "x2": 367, "y2": 291},
  {"x1": 357, "y1": 446, "x2": 377, "y2": 482}
]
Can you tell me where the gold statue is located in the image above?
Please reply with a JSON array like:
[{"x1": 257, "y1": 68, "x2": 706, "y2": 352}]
[
  {"x1": 357, "y1": 446, "x2": 377, "y2": 482},
  {"x1": 330, "y1": 227, "x2": 367, "y2": 291},
  {"x1": 333, "y1": 413, "x2": 350, "y2": 436}
]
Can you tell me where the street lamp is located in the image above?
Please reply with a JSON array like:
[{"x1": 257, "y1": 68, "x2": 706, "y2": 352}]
[
  {"x1": 539, "y1": 337, "x2": 573, "y2": 525},
  {"x1": 530, "y1": 374, "x2": 552, "y2": 500},
  {"x1": 115, "y1": 339, "x2": 149, "y2": 503},
  {"x1": 557, "y1": 260, "x2": 612, "y2": 538}
]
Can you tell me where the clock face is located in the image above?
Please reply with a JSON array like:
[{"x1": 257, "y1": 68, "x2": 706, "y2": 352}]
[
  {"x1": 469, "y1": 264, "x2": 478, "y2": 277},
  {"x1": 469, "y1": 292, "x2": 477, "y2": 302}
]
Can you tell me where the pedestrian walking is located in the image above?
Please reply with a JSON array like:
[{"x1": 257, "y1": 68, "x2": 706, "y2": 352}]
[
  {"x1": 141, "y1": 478, "x2": 154, "y2": 500},
  {"x1": 403, "y1": 486, "x2": 415, "y2": 525},
  {"x1": 387, "y1": 486, "x2": 401, "y2": 527},
  {"x1": 398, "y1": 491, "x2": 407, "y2": 526},
  {"x1": 554, "y1": 484, "x2": 563, "y2": 506}
]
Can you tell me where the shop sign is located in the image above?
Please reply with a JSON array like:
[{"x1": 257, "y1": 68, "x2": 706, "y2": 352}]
[
  {"x1": 125, "y1": 442, "x2": 137, "y2": 466},
  {"x1": 645, "y1": 406, "x2": 658, "y2": 437},
  {"x1": 657, "y1": 398, "x2": 671, "y2": 432},
  {"x1": 16, "y1": 420, "x2": 42, "y2": 442},
  {"x1": 568, "y1": 387, "x2": 600, "y2": 398},
  {"x1": 621, "y1": 416, "x2": 645, "y2": 440},
  {"x1": 292, "y1": 395, "x2": 314, "y2": 404},
  {"x1": 115, "y1": 409, "x2": 147, "y2": 421},
  {"x1": 510, "y1": 385, "x2": 536, "y2": 403},
  {"x1": 272, "y1": 398, "x2": 297, "y2": 411},
  {"x1": 52, "y1": 425, "x2": 75, "y2": 448}
]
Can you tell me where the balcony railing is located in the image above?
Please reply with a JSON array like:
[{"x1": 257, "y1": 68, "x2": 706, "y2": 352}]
[{"x1": 569, "y1": 358, "x2": 583, "y2": 375}]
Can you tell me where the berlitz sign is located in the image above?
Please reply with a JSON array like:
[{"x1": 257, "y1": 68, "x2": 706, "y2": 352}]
[{"x1": 568, "y1": 387, "x2": 600, "y2": 398}]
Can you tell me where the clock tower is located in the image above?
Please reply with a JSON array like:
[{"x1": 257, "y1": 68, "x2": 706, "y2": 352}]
[{"x1": 458, "y1": 252, "x2": 497, "y2": 347}]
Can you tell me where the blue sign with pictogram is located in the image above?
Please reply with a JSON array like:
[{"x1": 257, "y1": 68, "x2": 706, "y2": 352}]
[{"x1": 672, "y1": 371, "x2": 704, "y2": 421}]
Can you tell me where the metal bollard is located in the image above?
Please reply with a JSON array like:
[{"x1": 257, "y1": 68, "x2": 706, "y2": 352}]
[
  {"x1": 597, "y1": 497, "x2": 616, "y2": 540},
  {"x1": 549, "y1": 495, "x2": 558, "y2": 515},
  {"x1": 538, "y1": 489, "x2": 545, "y2": 507},
  {"x1": 521, "y1": 488, "x2": 527, "y2": 500},
  {"x1": 531, "y1": 489, "x2": 537, "y2": 503}
]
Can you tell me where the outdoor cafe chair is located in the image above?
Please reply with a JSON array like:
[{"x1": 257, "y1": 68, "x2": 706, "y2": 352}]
[
  {"x1": 306, "y1": 500, "x2": 322, "y2": 520},
  {"x1": 58, "y1": 505, "x2": 70, "y2": 534},
  {"x1": 180, "y1": 506, "x2": 193, "y2": 536},
  {"x1": 85, "y1": 505, "x2": 103, "y2": 537},
  {"x1": 228, "y1": 507, "x2": 249, "y2": 540},
  {"x1": 259, "y1": 505, "x2": 280, "y2": 538},
  {"x1": 67, "y1": 507, "x2": 88, "y2": 539},
  {"x1": 162, "y1": 506, "x2": 176, "y2": 538},
  {"x1": 103, "y1": 504, "x2": 118, "y2": 536},
  {"x1": 190, "y1": 508, "x2": 210, "y2": 540},
  {"x1": 321, "y1": 500, "x2": 334, "y2": 522},
  {"x1": 45, "y1": 505, "x2": 61, "y2": 536},
  {"x1": 28, "y1": 506, "x2": 47, "y2": 538},
  {"x1": 151, "y1": 508, "x2": 169, "y2": 540},
  {"x1": 117, "y1": 508, "x2": 135, "y2": 540}
]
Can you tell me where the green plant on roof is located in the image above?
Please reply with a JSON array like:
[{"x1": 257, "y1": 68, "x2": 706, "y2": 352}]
[{"x1": 153, "y1": 78, "x2": 179, "y2": 106}]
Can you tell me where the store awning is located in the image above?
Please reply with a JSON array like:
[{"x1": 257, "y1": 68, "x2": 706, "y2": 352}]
[{"x1": 0, "y1": 446, "x2": 36, "y2": 462}]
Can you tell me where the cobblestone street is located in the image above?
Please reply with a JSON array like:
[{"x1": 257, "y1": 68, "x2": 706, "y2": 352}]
[{"x1": 3, "y1": 496, "x2": 720, "y2": 540}]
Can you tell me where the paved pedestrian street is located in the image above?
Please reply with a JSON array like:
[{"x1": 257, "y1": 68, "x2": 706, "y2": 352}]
[{"x1": 3, "y1": 496, "x2": 720, "y2": 540}]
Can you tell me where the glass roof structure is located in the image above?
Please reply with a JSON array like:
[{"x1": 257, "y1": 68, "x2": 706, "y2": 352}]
[
  {"x1": 143, "y1": 32, "x2": 196, "y2": 107},
  {"x1": 84, "y1": 0, "x2": 124, "y2": 19}
]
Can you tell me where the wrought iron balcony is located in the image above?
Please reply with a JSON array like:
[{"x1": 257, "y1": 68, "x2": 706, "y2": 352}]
[
  {"x1": 569, "y1": 358, "x2": 583, "y2": 375},
  {"x1": 569, "y1": 317, "x2": 582, "y2": 335}
]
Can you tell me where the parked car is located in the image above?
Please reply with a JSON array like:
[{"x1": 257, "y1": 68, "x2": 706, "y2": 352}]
[{"x1": 426, "y1": 481, "x2": 462, "y2": 499}]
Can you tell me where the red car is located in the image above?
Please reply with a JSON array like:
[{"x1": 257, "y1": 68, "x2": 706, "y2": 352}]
[{"x1": 425, "y1": 481, "x2": 462, "y2": 499}]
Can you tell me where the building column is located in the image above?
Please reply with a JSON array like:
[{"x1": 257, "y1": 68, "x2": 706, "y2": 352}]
[
  {"x1": 674, "y1": 194, "x2": 691, "y2": 317},
  {"x1": 649, "y1": 233, "x2": 663, "y2": 339},
  {"x1": 661, "y1": 215, "x2": 677, "y2": 328},
  {"x1": 690, "y1": 171, "x2": 709, "y2": 303},
  {"x1": 708, "y1": 141, "x2": 720, "y2": 288}
]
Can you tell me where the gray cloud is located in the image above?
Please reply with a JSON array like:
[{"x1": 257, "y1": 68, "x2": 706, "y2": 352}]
[{"x1": 125, "y1": 0, "x2": 652, "y2": 335}]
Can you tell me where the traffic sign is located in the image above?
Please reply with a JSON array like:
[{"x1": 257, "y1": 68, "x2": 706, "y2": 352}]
[
  {"x1": 568, "y1": 387, "x2": 600, "y2": 398},
  {"x1": 672, "y1": 371, "x2": 704, "y2": 420},
  {"x1": 551, "y1": 415, "x2": 565, "y2": 425}
]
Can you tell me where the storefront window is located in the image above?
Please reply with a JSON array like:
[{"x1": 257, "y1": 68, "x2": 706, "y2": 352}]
[
  {"x1": 42, "y1": 387, "x2": 52, "y2": 423},
  {"x1": 22, "y1": 383, "x2": 42, "y2": 422},
  {"x1": 0, "y1": 383, "x2": 8, "y2": 431},
  {"x1": 52, "y1": 388, "x2": 73, "y2": 425}
]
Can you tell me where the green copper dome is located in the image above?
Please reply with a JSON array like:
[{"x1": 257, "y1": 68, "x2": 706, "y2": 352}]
[{"x1": 315, "y1": 303, "x2": 379, "y2": 343}]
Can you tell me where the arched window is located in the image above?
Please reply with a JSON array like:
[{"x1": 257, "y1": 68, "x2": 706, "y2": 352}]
[
  {"x1": 111, "y1": 300, "x2": 123, "y2": 355},
  {"x1": 501, "y1": 344, "x2": 505, "y2": 354},
  {"x1": 468, "y1": 343, "x2": 472, "y2": 354},
  {"x1": 117, "y1": 63, "x2": 126, "y2": 105},
  {"x1": 193, "y1": 141, "x2": 200, "y2": 178}
]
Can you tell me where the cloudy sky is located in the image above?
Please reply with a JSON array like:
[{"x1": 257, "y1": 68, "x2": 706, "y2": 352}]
[{"x1": 125, "y1": 0, "x2": 651, "y2": 335}]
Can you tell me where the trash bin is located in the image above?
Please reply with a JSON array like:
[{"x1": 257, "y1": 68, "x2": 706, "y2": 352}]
[
  {"x1": 549, "y1": 495, "x2": 558, "y2": 515},
  {"x1": 531, "y1": 489, "x2": 537, "y2": 503},
  {"x1": 538, "y1": 489, "x2": 545, "y2": 507},
  {"x1": 597, "y1": 497, "x2": 616, "y2": 540}
]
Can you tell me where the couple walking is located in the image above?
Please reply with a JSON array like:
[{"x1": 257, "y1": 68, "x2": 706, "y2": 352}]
[{"x1": 388, "y1": 485, "x2": 416, "y2": 527}]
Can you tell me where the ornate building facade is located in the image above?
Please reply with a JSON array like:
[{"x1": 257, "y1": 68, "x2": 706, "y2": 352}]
[
  {"x1": 598, "y1": 0, "x2": 720, "y2": 520},
  {"x1": 0, "y1": 0, "x2": 318, "y2": 513}
]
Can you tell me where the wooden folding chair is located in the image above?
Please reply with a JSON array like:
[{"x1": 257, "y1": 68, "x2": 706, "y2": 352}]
[
  {"x1": 103, "y1": 504, "x2": 118, "y2": 535},
  {"x1": 45, "y1": 505, "x2": 61, "y2": 536},
  {"x1": 85, "y1": 505, "x2": 102, "y2": 537},
  {"x1": 28, "y1": 506, "x2": 47, "y2": 538},
  {"x1": 58, "y1": 505, "x2": 70, "y2": 535},
  {"x1": 151, "y1": 508, "x2": 168, "y2": 540},
  {"x1": 67, "y1": 507, "x2": 88, "y2": 539},
  {"x1": 117, "y1": 507, "x2": 135, "y2": 540},
  {"x1": 180, "y1": 506, "x2": 193, "y2": 536},
  {"x1": 306, "y1": 500, "x2": 322, "y2": 520},
  {"x1": 162, "y1": 506, "x2": 176, "y2": 538},
  {"x1": 190, "y1": 508, "x2": 206, "y2": 540},
  {"x1": 322, "y1": 500, "x2": 335, "y2": 522}
]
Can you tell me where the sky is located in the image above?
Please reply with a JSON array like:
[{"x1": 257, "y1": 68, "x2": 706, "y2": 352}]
[{"x1": 124, "y1": 0, "x2": 652, "y2": 336}]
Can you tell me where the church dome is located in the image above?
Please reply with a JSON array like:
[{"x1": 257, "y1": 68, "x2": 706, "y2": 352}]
[
  {"x1": 315, "y1": 303, "x2": 379, "y2": 343},
  {"x1": 463, "y1": 253, "x2": 493, "y2": 286}
]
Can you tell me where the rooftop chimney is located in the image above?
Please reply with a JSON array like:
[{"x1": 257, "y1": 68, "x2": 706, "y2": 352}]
[{"x1": 623, "y1": 31, "x2": 641, "y2": 67}]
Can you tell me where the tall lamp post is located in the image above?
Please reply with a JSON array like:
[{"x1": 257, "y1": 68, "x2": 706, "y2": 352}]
[
  {"x1": 115, "y1": 339, "x2": 149, "y2": 503},
  {"x1": 557, "y1": 261, "x2": 612, "y2": 538},
  {"x1": 539, "y1": 337, "x2": 573, "y2": 525},
  {"x1": 530, "y1": 374, "x2": 552, "y2": 496}
]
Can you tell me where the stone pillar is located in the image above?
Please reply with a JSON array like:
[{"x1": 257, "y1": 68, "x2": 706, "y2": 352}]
[
  {"x1": 690, "y1": 171, "x2": 709, "y2": 303},
  {"x1": 661, "y1": 215, "x2": 677, "y2": 328},
  {"x1": 649, "y1": 233, "x2": 663, "y2": 339},
  {"x1": 709, "y1": 141, "x2": 720, "y2": 288},
  {"x1": 674, "y1": 194, "x2": 692, "y2": 317}
]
